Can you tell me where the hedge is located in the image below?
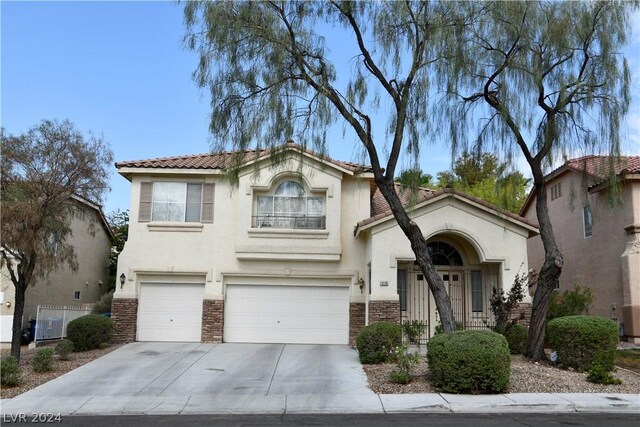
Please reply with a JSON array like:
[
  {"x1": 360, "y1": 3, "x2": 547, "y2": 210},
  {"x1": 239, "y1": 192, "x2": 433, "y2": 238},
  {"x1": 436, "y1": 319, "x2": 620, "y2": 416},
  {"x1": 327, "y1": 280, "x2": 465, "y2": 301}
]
[{"x1": 66, "y1": 314, "x2": 113, "y2": 351}]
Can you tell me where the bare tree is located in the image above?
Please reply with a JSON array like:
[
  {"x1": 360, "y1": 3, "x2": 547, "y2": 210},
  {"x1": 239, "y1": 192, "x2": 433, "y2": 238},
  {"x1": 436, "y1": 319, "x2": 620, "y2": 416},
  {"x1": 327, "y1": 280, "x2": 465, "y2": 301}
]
[
  {"x1": 442, "y1": 1, "x2": 634, "y2": 359},
  {"x1": 1, "y1": 120, "x2": 113, "y2": 360},
  {"x1": 183, "y1": 1, "x2": 477, "y2": 332}
]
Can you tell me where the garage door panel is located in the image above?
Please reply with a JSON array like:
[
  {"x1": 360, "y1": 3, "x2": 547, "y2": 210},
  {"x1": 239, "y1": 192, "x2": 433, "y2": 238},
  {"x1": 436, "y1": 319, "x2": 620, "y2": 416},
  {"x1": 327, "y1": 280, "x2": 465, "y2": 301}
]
[
  {"x1": 224, "y1": 284, "x2": 349, "y2": 345},
  {"x1": 138, "y1": 283, "x2": 204, "y2": 342}
]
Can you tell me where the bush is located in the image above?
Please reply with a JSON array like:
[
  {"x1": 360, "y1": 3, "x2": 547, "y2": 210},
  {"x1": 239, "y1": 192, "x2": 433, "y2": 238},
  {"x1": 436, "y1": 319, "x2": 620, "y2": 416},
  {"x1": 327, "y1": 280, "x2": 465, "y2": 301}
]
[
  {"x1": 356, "y1": 322, "x2": 402, "y2": 364},
  {"x1": 92, "y1": 290, "x2": 114, "y2": 314},
  {"x1": 55, "y1": 339, "x2": 74, "y2": 360},
  {"x1": 489, "y1": 273, "x2": 527, "y2": 329},
  {"x1": 66, "y1": 314, "x2": 113, "y2": 351},
  {"x1": 402, "y1": 320, "x2": 426, "y2": 344},
  {"x1": 433, "y1": 321, "x2": 463, "y2": 335},
  {"x1": 389, "y1": 345, "x2": 420, "y2": 384},
  {"x1": 32, "y1": 348, "x2": 54, "y2": 373},
  {"x1": 1, "y1": 356, "x2": 22, "y2": 386},
  {"x1": 547, "y1": 285, "x2": 593, "y2": 320},
  {"x1": 587, "y1": 363, "x2": 622, "y2": 385},
  {"x1": 546, "y1": 315, "x2": 618, "y2": 372},
  {"x1": 495, "y1": 323, "x2": 528, "y2": 354},
  {"x1": 427, "y1": 330, "x2": 511, "y2": 394},
  {"x1": 389, "y1": 370, "x2": 411, "y2": 384}
]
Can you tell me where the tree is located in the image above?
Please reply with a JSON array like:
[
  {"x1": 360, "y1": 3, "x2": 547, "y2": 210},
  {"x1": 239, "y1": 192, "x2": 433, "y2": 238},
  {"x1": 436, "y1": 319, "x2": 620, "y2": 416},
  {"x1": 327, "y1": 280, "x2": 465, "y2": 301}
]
[
  {"x1": 444, "y1": 1, "x2": 634, "y2": 359},
  {"x1": 184, "y1": 1, "x2": 471, "y2": 332},
  {"x1": 106, "y1": 210, "x2": 129, "y2": 292},
  {"x1": 436, "y1": 152, "x2": 529, "y2": 213},
  {"x1": 0, "y1": 120, "x2": 112, "y2": 360},
  {"x1": 395, "y1": 169, "x2": 433, "y2": 189}
]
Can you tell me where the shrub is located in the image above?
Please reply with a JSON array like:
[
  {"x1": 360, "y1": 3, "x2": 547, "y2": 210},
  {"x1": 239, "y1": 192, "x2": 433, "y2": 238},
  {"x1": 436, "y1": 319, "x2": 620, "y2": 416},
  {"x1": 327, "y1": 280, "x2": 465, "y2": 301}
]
[
  {"x1": 547, "y1": 285, "x2": 593, "y2": 320},
  {"x1": 55, "y1": 339, "x2": 74, "y2": 360},
  {"x1": 433, "y1": 321, "x2": 463, "y2": 335},
  {"x1": 66, "y1": 314, "x2": 113, "y2": 351},
  {"x1": 356, "y1": 322, "x2": 402, "y2": 364},
  {"x1": 402, "y1": 320, "x2": 427, "y2": 344},
  {"x1": 546, "y1": 315, "x2": 618, "y2": 372},
  {"x1": 1, "y1": 356, "x2": 22, "y2": 386},
  {"x1": 587, "y1": 364, "x2": 622, "y2": 385},
  {"x1": 389, "y1": 370, "x2": 411, "y2": 384},
  {"x1": 495, "y1": 323, "x2": 528, "y2": 354},
  {"x1": 489, "y1": 273, "x2": 527, "y2": 329},
  {"x1": 32, "y1": 348, "x2": 55, "y2": 373},
  {"x1": 389, "y1": 345, "x2": 420, "y2": 384},
  {"x1": 92, "y1": 290, "x2": 114, "y2": 314},
  {"x1": 427, "y1": 330, "x2": 511, "y2": 394}
]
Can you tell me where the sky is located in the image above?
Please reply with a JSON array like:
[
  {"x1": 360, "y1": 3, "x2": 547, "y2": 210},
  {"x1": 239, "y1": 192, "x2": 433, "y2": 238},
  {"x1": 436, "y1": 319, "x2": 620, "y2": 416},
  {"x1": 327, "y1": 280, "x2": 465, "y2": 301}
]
[{"x1": 2, "y1": 1, "x2": 640, "y2": 215}]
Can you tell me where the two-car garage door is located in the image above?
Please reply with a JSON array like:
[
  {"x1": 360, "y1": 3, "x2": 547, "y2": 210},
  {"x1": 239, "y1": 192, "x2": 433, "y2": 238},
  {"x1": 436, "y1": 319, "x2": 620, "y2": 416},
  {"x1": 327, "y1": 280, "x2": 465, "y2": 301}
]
[{"x1": 224, "y1": 284, "x2": 349, "y2": 345}]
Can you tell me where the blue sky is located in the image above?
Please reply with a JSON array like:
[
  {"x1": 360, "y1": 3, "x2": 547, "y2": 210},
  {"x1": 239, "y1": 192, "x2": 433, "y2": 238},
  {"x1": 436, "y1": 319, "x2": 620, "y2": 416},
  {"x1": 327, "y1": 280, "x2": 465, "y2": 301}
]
[{"x1": 2, "y1": 1, "x2": 639, "y2": 215}]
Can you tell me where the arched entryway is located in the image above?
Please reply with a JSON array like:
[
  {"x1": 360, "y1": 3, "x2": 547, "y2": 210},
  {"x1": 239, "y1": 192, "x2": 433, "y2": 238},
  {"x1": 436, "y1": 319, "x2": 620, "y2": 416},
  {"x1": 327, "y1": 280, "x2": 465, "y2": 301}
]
[{"x1": 397, "y1": 237, "x2": 498, "y2": 342}]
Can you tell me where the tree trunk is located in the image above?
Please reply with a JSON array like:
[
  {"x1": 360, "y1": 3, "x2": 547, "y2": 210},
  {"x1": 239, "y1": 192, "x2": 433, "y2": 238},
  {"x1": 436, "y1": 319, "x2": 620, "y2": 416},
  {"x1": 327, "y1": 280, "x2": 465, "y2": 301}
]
[
  {"x1": 525, "y1": 176, "x2": 563, "y2": 360},
  {"x1": 10, "y1": 278, "x2": 27, "y2": 361},
  {"x1": 374, "y1": 177, "x2": 456, "y2": 332}
]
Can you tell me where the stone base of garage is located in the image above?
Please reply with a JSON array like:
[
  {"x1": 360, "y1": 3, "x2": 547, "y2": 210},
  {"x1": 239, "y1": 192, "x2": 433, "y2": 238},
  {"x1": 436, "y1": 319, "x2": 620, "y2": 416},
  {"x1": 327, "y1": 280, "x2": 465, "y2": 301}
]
[
  {"x1": 112, "y1": 298, "x2": 138, "y2": 343},
  {"x1": 349, "y1": 303, "x2": 365, "y2": 346},
  {"x1": 368, "y1": 300, "x2": 400, "y2": 324},
  {"x1": 202, "y1": 299, "x2": 224, "y2": 343}
]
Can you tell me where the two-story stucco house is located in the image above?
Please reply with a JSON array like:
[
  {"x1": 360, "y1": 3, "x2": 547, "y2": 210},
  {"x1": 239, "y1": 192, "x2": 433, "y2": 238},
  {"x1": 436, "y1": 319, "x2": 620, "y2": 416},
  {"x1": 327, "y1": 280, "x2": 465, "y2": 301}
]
[
  {"x1": 112, "y1": 142, "x2": 538, "y2": 345},
  {"x1": 0, "y1": 195, "x2": 113, "y2": 350},
  {"x1": 521, "y1": 155, "x2": 640, "y2": 343}
]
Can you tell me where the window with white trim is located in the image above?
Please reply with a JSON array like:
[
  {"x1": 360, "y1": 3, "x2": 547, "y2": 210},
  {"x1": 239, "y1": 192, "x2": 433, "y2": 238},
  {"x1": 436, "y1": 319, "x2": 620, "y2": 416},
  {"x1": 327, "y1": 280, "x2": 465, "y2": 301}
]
[
  {"x1": 254, "y1": 180, "x2": 325, "y2": 229},
  {"x1": 138, "y1": 182, "x2": 214, "y2": 223}
]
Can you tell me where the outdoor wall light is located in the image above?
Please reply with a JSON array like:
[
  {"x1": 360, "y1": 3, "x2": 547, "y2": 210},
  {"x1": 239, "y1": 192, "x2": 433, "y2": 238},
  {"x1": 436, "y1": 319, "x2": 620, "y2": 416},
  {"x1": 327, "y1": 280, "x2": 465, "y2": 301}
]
[
  {"x1": 119, "y1": 273, "x2": 126, "y2": 289},
  {"x1": 5, "y1": 301, "x2": 11, "y2": 308},
  {"x1": 358, "y1": 277, "x2": 365, "y2": 294}
]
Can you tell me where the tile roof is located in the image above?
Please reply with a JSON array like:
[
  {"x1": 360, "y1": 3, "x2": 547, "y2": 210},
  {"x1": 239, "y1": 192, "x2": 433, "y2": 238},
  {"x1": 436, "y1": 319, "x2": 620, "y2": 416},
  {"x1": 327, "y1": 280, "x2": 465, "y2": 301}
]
[
  {"x1": 115, "y1": 141, "x2": 372, "y2": 174},
  {"x1": 564, "y1": 155, "x2": 640, "y2": 178},
  {"x1": 358, "y1": 186, "x2": 538, "y2": 231}
]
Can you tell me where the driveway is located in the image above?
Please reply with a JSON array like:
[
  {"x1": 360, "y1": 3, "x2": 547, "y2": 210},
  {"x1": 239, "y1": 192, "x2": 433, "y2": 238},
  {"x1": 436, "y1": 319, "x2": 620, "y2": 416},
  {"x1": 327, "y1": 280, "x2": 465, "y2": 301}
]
[{"x1": 1, "y1": 342, "x2": 379, "y2": 415}]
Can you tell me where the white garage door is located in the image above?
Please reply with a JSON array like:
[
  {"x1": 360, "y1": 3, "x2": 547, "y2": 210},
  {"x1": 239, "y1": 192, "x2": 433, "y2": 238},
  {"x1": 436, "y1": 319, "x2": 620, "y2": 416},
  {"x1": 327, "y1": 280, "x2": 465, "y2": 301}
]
[
  {"x1": 224, "y1": 284, "x2": 349, "y2": 344},
  {"x1": 137, "y1": 283, "x2": 204, "y2": 342}
]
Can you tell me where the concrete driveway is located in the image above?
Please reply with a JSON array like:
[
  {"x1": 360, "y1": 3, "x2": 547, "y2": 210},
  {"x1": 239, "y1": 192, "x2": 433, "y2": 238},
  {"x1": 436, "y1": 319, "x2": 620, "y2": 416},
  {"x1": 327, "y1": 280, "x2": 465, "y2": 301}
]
[{"x1": 2, "y1": 342, "x2": 379, "y2": 415}]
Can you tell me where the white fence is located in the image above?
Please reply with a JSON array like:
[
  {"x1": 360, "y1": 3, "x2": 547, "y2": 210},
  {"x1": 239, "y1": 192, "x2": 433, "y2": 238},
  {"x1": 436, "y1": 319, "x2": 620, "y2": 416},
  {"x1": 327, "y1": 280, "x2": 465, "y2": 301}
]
[{"x1": 34, "y1": 305, "x2": 91, "y2": 342}]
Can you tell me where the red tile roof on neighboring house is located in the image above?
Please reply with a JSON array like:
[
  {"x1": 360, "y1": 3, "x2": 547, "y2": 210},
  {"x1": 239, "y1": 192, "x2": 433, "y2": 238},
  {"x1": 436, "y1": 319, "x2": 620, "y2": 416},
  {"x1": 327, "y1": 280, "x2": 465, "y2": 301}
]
[
  {"x1": 357, "y1": 186, "x2": 538, "y2": 233},
  {"x1": 115, "y1": 141, "x2": 373, "y2": 174}
]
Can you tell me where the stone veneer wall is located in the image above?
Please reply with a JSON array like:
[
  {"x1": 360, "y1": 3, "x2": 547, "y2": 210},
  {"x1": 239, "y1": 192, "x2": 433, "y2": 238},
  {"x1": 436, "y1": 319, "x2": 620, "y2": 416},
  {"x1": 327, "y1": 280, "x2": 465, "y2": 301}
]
[
  {"x1": 349, "y1": 303, "x2": 365, "y2": 346},
  {"x1": 112, "y1": 298, "x2": 138, "y2": 343},
  {"x1": 368, "y1": 300, "x2": 401, "y2": 324},
  {"x1": 202, "y1": 299, "x2": 224, "y2": 343},
  {"x1": 509, "y1": 303, "x2": 532, "y2": 327}
]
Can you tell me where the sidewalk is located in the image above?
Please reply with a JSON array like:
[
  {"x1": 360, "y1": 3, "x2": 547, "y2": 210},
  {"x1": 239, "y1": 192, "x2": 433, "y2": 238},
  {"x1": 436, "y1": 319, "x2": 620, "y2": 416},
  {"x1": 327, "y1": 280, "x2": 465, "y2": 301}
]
[{"x1": 2, "y1": 392, "x2": 639, "y2": 416}]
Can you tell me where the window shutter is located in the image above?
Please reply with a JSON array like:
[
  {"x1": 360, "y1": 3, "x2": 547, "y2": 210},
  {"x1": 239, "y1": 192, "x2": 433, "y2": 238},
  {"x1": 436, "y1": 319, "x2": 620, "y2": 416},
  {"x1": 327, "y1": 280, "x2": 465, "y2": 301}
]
[
  {"x1": 201, "y1": 183, "x2": 215, "y2": 223},
  {"x1": 139, "y1": 182, "x2": 153, "y2": 222}
]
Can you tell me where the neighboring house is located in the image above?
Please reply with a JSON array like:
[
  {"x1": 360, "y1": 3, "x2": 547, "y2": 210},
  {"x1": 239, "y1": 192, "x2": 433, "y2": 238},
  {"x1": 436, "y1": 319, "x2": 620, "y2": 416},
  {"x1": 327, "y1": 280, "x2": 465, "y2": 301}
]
[
  {"x1": 520, "y1": 156, "x2": 640, "y2": 343},
  {"x1": 113, "y1": 142, "x2": 538, "y2": 346},
  {"x1": 0, "y1": 195, "x2": 113, "y2": 350}
]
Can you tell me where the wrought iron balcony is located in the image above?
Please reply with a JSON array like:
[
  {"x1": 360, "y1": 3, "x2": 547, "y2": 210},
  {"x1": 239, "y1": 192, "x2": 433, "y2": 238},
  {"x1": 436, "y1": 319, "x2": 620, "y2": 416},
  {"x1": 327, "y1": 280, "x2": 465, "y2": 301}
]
[{"x1": 252, "y1": 215, "x2": 326, "y2": 230}]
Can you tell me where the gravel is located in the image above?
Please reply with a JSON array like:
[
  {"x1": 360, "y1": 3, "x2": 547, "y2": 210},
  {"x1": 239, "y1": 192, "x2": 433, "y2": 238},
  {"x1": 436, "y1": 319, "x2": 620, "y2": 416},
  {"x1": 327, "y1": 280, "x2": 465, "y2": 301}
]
[
  {"x1": 1, "y1": 343, "x2": 123, "y2": 399},
  {"x1": 364, "y1": 355, "x2": 640, "y2": 394}
]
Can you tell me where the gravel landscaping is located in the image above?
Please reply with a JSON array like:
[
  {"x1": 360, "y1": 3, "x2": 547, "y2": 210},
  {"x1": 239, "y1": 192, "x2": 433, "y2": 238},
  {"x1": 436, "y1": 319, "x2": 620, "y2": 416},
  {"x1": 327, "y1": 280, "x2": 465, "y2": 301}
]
[
  {"x1": 0, "y1": 343, "x2": 123, "y2": 399},
  {"x1": 364, "y1": 354, "x2": 640, "y2": 394}
]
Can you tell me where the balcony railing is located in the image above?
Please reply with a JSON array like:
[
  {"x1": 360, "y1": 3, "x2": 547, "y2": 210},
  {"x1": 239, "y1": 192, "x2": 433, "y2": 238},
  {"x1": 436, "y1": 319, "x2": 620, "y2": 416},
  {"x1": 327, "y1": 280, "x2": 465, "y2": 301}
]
[{"x1": 252, "y1": 215, "x2": 326, "y2": 230}]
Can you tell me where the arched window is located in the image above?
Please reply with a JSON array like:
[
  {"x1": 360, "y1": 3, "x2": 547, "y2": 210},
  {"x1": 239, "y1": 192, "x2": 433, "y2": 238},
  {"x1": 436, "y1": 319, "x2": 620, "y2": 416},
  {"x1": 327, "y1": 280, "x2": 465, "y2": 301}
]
[
  {"x1": 255, "y1": 180, "x2": 325, "y2": 229},
  {"x1": 427, "y1": 242, "x2": 463, "y2": 266}
]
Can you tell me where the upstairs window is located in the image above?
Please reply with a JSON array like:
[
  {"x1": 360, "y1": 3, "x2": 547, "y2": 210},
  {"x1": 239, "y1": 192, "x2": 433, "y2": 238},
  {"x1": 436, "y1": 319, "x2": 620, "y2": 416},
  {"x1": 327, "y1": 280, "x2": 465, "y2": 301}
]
[
  {"x1": 254, "y1": 180, "x2": 325, "y2": 229},
  {"x1": 583, "y1": 205, "x2": 592, "y2": 237},
  {"x1": 138, "y1": 182, "x2": 214, "y2": 223}
]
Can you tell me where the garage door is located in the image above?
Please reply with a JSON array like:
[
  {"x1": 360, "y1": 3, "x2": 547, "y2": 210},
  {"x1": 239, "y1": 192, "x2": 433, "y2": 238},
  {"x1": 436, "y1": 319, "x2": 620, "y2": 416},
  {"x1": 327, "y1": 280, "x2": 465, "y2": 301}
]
[
  {"x1": 137, "y1": 283, "x2": 204, "y2": 342},
  {"x1": 224, "y1": 285, "x2": 349, "y2": 344}
]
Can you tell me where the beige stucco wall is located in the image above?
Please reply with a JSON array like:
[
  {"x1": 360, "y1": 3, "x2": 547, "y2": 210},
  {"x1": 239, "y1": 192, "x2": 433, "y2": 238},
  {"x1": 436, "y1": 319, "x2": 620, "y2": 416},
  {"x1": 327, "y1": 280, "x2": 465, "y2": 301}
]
[
  {"x1": 363, "y1": 195, "x2": 533, "y2": 303},
  {"x1": 523, "y1": 172, "x2": 637, "y2": 322},
  {"x1": 115, "y1": 155, "x2": 372, "y2": 304}
]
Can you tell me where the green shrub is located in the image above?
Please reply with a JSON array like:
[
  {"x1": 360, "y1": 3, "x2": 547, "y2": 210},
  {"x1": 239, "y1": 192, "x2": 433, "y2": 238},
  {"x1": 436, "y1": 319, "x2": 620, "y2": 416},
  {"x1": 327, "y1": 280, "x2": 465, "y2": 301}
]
[
  {"x1": 32, "y1": 348, "x2": 54, "y2": 373},
  {"x1": 547, "y1": 285, "x2": 593, "y2": 320},
  {"x1": 587, "y1": 364, "x2": 622, "y2": 385},
  {"x1": 92, "y1": 290, "x2": 114, "y2": 314},
  {"x1": 402, "y1": 320, "x2": 427, "y2": 344},
  {"x1": 546, "y1": 315, "x2": 618, "y2": 372},
  {"x1": 427, "y1": 330, "x2": 511, "y2": 394},
  {"x1": 495, "y1": 323, "x2": 528, "y2": 354},
  {"x1": 55, "y1": 339, "x2": 74, "y2": 360},
  {"x1": 1, "y1": 356, "x2": 22, "y2": 386},
  {"x1": 489, "y1": 273, "x2": 527, "y2": 329},
  {"x1": 389, "y1": 345, "x2": 420, "y2": 384},
  {"x1": 356, "y1": 322, "x2": 402, "y2": 364},
  {"x1": 66, "y1": 314, "x2": 113, "y2": 351},
  {"x1": 433, "y1": 321, "x2": 463, "y2": 335},
  {"x1": 389, "y1": 370, "x2": 411, "y2": 384}
]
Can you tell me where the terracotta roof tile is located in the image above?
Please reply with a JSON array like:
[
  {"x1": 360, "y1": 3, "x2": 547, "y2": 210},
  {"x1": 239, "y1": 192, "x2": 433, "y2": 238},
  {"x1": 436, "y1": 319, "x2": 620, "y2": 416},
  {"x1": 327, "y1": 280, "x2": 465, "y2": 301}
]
[
  {"x1": 115, "y1": 142, "x2": 372, "y2": 174},
  {"x1": 564, "y1": 155, "x2": 640, "y2": 178}
]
